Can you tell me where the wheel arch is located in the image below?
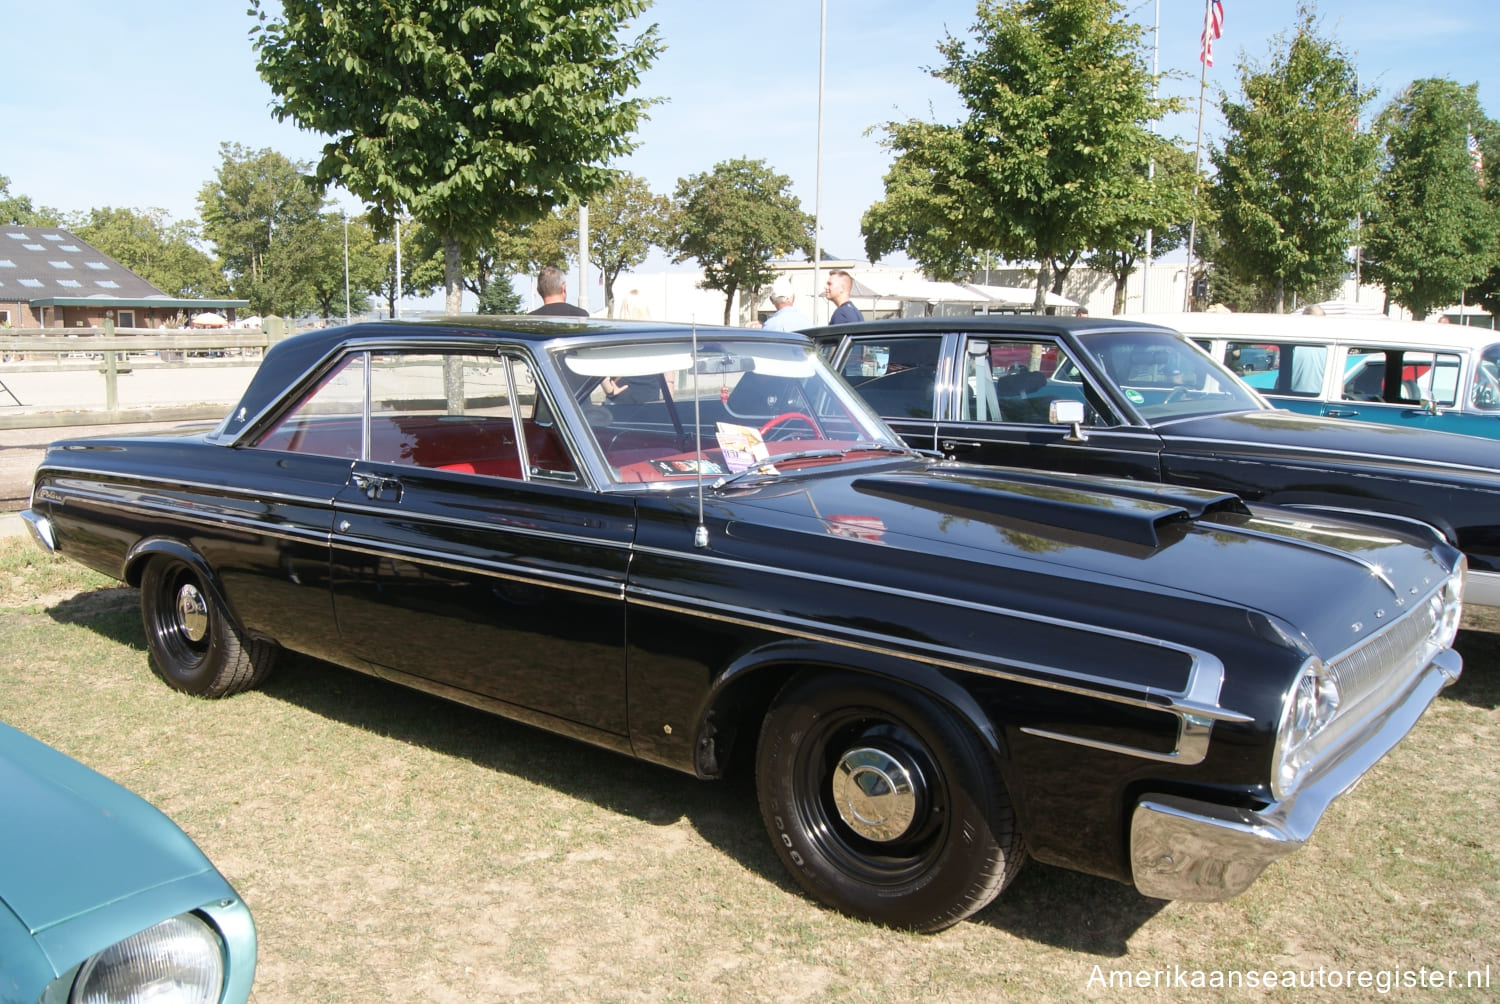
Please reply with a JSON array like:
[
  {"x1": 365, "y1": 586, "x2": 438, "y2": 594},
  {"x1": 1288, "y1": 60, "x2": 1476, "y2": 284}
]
[
  {"x1": 693, "y1": 638, "x2": 1011, "y2": 781},
  {"x1": 123, "y1": 538, "x2": 247, "y2": 635}
]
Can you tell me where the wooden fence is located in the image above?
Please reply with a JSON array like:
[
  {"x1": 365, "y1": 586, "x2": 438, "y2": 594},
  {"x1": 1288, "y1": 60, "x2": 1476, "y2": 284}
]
[{"x1": 0, "y1": 322, "x2": 275, "y2": 430}]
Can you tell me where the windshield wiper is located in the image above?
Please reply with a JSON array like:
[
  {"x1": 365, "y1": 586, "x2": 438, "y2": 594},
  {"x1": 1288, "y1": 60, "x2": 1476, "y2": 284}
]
[{"x1": 711, "y1": 441, "x2": 911, "y2": 490}]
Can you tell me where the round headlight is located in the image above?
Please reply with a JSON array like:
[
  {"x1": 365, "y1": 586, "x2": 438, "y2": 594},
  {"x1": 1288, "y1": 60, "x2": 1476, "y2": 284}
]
[
  {"x1": 1274, "y1": 658, "x2": 1341, "y2": 798},
  {"x1": 71, "y1": 913, "x2": 224, "y2": 1004}
]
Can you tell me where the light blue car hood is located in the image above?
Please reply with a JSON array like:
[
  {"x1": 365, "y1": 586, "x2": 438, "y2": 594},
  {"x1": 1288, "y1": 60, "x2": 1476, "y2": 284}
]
[{"x1": 0, "y1": 723, "x2": 215, "y2": 937}]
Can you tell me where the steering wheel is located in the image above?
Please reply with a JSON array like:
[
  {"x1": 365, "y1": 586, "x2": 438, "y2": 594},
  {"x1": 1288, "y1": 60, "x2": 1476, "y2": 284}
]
[
  {"x1": 760, "y1": 411, "x2": 823, "y2": 440},
  {"x1": 1163, "y1": 386, "x2": 1191, "y2": 404}
]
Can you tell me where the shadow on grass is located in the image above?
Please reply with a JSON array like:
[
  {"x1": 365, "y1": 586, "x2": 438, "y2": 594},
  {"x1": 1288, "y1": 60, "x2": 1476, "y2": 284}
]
[
  {"x1": 1449, "y1": 629, "x2": 1500, "y2": 710},
  {"x1": 45, "y1": 586, "x2": 1179, "y2": 950}
]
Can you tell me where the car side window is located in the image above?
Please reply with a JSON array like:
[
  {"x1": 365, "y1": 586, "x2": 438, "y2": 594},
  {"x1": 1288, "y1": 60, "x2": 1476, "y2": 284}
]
[
  {"x1": 1343, "y1": 347, "x2": 1462, "y2": 407},
  {"x1": 254, "y1": 351, "x2": 576, "y2": 481},
  {"x1": 253, "y1": 353, "x2": 366, "y2": 457},
  {"x1": 1227, "y1": 342, "x2": 1324, "y2": 396},
  {"x1": 963, "y1": 338, "x2": 1113, "y2": 426},
  {"x1": 840, "y1": 336, "x2": 939, "y2": 419}
]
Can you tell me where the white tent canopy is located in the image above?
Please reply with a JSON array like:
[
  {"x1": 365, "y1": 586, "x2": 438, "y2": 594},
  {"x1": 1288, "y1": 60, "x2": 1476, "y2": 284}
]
[
  {"x1": 847, "y1": 272, "x2": 1077, "y2": 310},
  {"x1": 849, "y1": 273, "x2": 990, "y2": 304}
]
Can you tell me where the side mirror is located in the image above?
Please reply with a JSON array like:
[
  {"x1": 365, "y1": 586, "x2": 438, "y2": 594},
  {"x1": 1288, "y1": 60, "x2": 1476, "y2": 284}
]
[
  {"x1": 1050, "y1": 400, "x2": 1084, "y2": 424},
  {"x1": 1050, "y1": 399, "x2": 1088, "y2": 442}
]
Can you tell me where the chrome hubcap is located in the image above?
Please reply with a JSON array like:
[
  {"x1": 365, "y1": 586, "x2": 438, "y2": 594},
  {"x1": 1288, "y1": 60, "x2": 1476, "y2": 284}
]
[
  {"x1": 831, "y1": 746, "x2": 922, "y2": 842},
  {"x1": 175, "y1": 583, "x2": 209, "y2": 643}
]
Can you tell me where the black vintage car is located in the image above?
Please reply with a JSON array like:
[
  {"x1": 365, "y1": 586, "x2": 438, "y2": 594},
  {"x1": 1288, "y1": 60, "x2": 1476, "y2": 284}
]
[
  {"x1": 815, "y1": 316, "x2": 1500, "y2": 611},
  {"x1": 22, "y1": 317, "x2": 1464, "y2": 932}
]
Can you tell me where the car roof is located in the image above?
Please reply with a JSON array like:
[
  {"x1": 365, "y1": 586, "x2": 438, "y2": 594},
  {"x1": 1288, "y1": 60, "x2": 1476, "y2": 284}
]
[
  {"x1": 806, "y1": 315, "x2": 1178, "y2": 339},
  {"x1": 216, "y1": 316, "x2": 810, "y2": 442},
  {"x1": 1131, "y1": 311, "x2": 1500, "y2": 352}
]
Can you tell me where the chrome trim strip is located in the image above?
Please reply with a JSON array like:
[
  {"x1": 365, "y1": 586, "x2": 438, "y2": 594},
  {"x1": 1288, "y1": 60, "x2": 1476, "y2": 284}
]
[
  {"x1": 37, "y1": 485, "x2": 628, "y2": 599},
  {"x1": 332, "y1": 539, "x2": 624, "y2": 601},
  {"x1": 633, "y1": 543, "x2": 1242, "y2": 715},
  {"x1": 629, "y1": 588, "x2": 1246, "y2": 728},
  {"x1": 1157, "y1": 429, "x2": 1500, "y2": 477}
]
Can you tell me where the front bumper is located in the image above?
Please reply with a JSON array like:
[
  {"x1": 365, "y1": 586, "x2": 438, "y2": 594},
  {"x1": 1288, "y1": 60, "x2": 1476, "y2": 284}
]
[
  {"x1": 1129, "y1": 646, "x2": 1461, "y2": 901},
  {"x1": 19, "y1": 508, "x2": 56, "y2": 553},
  {"x1": 1464, "y1": 567, "x2": 1500, "y2": 610}
]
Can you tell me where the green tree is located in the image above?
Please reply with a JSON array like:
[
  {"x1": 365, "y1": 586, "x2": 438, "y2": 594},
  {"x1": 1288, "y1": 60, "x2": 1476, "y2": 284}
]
[
  {"x1": 1208, "y1": 5, "x2": 1377, "y2": 313},
  {"x1": 0, "y1": 176, "x2": 62, "y2": 226},
  {"x1": 582, "y1": 173, "x2": 670, "y2": 313},
  {"x1": 862, "y1": 120, "x2": 980, "y2": 280},
  {"x1": 197, "y1": 143, "x2": 327, "y2": 311},
  {"x1": 249, "y1": 0, "x2": 661, "y2": 315},
  {"x1": 863, "y1": 0, "x2": 1177, "y2": 311},
  {"x1": 298, "y1": 213, "x2": 384, "y2": 321},
  {"x1": 67, "y1": 206, "x2": 228, "y2": 299},
  {"x1": 1085, "y1": 139, "x2": 1198, "y2": 313},
  {"x1": 671, "y1": 158, "x2": 814, "y2": 325},
  {"x1": 1363, "y1": 79, "x2": 1497, "y2": 319}
]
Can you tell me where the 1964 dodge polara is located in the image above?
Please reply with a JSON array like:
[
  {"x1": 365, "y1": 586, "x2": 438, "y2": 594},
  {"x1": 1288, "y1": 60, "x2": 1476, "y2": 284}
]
[{"x1": 22, "y1": 317, "x2": 1464, "y2": 931}]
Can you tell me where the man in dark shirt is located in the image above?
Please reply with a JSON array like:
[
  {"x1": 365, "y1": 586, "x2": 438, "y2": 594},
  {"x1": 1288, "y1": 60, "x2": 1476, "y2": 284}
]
[
  {"x1": 530, "y1": 265, "x2": 589, "y2": 316},
  {"x1": 824, "y1": 269, "x2": 864, "y2": 324}
]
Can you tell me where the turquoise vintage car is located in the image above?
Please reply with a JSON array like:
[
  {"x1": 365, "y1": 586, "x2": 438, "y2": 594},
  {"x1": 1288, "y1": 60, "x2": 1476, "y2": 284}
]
[
  {"x1": 0, "y1": 722, "x2": 256, "y2": 1003},
  {"x1": 1135, "y1": 312, "x2": 1500, "y2": 440}
]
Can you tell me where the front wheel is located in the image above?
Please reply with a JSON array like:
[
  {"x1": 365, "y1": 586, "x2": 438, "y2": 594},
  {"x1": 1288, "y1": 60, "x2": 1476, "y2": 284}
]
[
  {"x1": 140, "y1": 555, "x2": 278, "y2": 697},
  {"x1": 756, "y1": 673, "x2": 1023, "y2": 932}
]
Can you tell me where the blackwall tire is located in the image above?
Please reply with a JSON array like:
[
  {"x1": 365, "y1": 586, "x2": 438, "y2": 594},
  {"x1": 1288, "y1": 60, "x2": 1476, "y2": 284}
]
[
  {"x1": 140, "y1": 555, "x2": 278, "y2": 697},
  {"x1": 756, "y1": 672, "x2": 1024, "y2": 932}
]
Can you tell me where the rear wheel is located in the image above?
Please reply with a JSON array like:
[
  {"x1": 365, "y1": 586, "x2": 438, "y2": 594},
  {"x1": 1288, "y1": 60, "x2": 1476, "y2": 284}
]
[
  {"x1": 756, "y1": 673, "x2": 1023, "y2": 932},
  {"x1": 140, "y1": 556, "x2": 277, "y2": 697}
]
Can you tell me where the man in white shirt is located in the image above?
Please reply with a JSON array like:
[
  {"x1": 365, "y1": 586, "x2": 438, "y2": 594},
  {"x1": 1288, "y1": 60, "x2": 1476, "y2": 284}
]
[{"x1": 761, "y1": 276, "x2": 812, "y2": 331}]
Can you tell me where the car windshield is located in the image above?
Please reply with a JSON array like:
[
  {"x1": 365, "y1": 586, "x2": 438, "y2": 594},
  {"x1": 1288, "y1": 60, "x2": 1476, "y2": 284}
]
[
  {"x1": 1076, "y1": 328, "x2": 1266, "y2": 422},
  {"x1": 554, "y1": 338, "x2": 907, "y2": 486}
]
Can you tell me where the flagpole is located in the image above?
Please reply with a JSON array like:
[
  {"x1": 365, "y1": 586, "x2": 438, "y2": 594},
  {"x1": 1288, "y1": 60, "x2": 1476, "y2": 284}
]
[
  {"x1": 1143, "y1": 0, "x2": 1160, "y2": 313},
  {"x1": 812, "y1": 0, "x2": 827, "y2": 325},
  {"x1": 1183, "y1": 0, "x2": 1214, "y2": 312}
]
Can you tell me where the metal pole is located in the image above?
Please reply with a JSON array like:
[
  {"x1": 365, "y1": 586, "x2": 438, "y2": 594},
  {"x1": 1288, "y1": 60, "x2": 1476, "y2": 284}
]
[
  {"x1": 343, "y1": 211, "x2": 351, "y2": 324},
  {"x1": 1184, "y1": 0, "x2": 1212, "y2": 312},
  {"x1": 395, "y1": 216, "x2": 403, "y2": 319},
  {"x1": 578, "y1": 205, "x2": 590, "y2": 313},
  {"x1": 812, "y1": 0, "x2": 827, "y2": 325}
]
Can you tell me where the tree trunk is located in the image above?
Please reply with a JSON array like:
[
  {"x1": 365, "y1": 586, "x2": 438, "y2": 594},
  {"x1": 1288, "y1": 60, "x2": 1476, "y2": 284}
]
[
  {"x1": 722, "y1": 283, "x2": 736, "y2": 326},
  {"x1": 443, "y1": 234, "x2": 464, "y2": 315},
  {"x1": 1274, "y1": 276, "x2": 1285, "y2": 314},
  {"x1": 1033, "y1": 256, "x2": 1051, "y2": 314},
  {"x1": 1112, "y1": 275, "x2": 1129, "y2": 314}
]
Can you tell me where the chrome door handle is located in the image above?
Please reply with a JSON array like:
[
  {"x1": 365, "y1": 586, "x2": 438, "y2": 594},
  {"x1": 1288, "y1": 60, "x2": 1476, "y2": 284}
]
[{"x1": 351, "y1": 472, "x2": 403, "y2": 502}]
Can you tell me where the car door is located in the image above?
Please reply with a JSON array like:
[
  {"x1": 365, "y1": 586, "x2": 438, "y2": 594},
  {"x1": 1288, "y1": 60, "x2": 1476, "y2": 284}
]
[
  {"x1": 322, "y1": 349, "x2": 634, "y2": 736},
  {"x1": 930, "y1": 332, "x2": 1166, "y2": 480}
]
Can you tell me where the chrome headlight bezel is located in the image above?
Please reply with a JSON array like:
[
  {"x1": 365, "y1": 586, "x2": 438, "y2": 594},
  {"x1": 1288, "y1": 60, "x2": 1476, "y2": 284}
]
[
  {"x1": 1272, "y1": 656, "x2": 1342, "y2": 800},
  {"x1": 1430, "y1": 559, "x2": 1465, "y2": 652},
  {"x1": 67, "y1": 912, "x2": 225, "y2": 1004}
]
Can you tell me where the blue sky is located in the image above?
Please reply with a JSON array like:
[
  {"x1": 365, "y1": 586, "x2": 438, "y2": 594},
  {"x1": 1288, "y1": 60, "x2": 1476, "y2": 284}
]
[{"x1": 3, "y1": 1, "x2": 1494, "y2": 277}]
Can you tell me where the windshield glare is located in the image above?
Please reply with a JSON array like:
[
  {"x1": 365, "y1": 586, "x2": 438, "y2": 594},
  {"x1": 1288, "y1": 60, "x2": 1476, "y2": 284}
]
[
  {"x1": 1078, "y1": 329, "x2": 1266, "y2": 420},
  {"x1": 555, "y1": 339, "x2": 904, "y2": 485}
]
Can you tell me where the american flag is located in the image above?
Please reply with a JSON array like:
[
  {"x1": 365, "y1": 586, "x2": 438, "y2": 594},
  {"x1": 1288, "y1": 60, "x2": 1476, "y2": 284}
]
[
  {"x1": 1469, "y1": 132, "x2": 1484, "y2": 184},
  {"x1": 1200, "y1": 1, "x2": 1225, "y2": 67}
]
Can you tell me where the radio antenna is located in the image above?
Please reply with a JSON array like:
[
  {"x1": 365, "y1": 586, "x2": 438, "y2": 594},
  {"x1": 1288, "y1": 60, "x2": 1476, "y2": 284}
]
[{"x1": 692, "y1": 318, "x2": 709, "y2": 548}]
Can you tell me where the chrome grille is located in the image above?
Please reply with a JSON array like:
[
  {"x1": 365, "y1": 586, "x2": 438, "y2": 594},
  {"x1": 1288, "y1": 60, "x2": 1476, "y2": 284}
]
[{"x1": 1326, "y1": 599, "x2": 1438, "y2": 719}]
